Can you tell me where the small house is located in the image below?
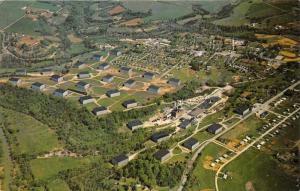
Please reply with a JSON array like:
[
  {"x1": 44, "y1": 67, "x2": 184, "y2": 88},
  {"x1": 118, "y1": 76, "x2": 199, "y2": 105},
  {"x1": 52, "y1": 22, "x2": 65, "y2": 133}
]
[
  {"x1": 97, "y1": 63, "x2": 110, "y2": 70},
  {"x1": 31, "y1": 82, "x2": 45, "y2": 91},
  {"x1": 110, "y1": 49, "x2": 122, "y2": 56},
  {"x1": 106, "y1": 89, "x2": 120, "y2": 97},
  {"x1": 77, "y1": 71, "x2": 90, "y2": 79},
  {"x1": 50, "y1": 75, "x2": 64, "y2": 83},
  {"x1": 167, "y1": 78, "x2": 181, "y2": 86},
  {"x1": 92, "y1": 106, "x2": 109, "y2": 116},
  {"x1": 102, "y1": 74, "x2": 114, "y2": 83},
  {"x1": 53, "y1": 89, "x2": 69, "y2": 97},
  {"x1": 123, "y1": 79, "x2": 136, "y2": 88},
  {"x1": 127, "y1": 119, "x2": 143, "y2": 131},
  {"x1": 151, "y1": 132, "x2": 170, "y2": 143},
  {"x1": 147, "y1": 85, "x2": 161, "y2": 94},
  {"x1": 179, "y1": 119, "x2": 192, "y2": 129},
  {"x1": 92, "y1": 54, "x2": 102, "y2": 61},
  {"x1": 143, "y1": 72, "x2": 155, "y2": 80},
  {"x1": 73, "y1": 61, "x2": 86, "y2": 69},
  {"x1": 119, "y1": 67, "x2": 132, "y2": 75},
  {"x1": 235, "y1": 105, "x2": 250, "y2": 116},
  {"x1": 182, "y1": 138, "x2": 199, "y2": 151},
  {"x1": 154, "y1": 149, "x2": 171, "y2": 162},
  {"x1": 8, "y1": 77, "x2": 21, "y2": 86},
  {"x1": 122, "y1": 99, "x2": 138, "y2": 109},
  {"x1": 76, "y1": 81, "x2": 90, "y2": 90},
  {"x1": 111, "y1": 154, "x2": 129, "y2": 166},
  {"x1": 79, "y1": 95, "x2": 95, "y2": 105},
  {"x1": 206, "y1": 123, "x2": 223, "y2": 134}
]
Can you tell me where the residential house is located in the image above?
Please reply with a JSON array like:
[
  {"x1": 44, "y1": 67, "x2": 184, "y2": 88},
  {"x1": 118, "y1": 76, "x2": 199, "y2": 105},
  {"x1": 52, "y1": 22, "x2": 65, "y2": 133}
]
[
  {"x1": 73, "y1": 61, "x2": 86, "y2": 69},
  {"x1": 154, "y1": 149, "x2": 171, "y2": 162},
  {"x1": 122, "y1": 99, "x2": 138, "y2": 109},
  {"x1": 79, "y1": 95, "x2": 95, "y2": 105},
  {"x1": 31, "y1": 82, "x2": 45, "y2": 91},
  {"x1": 106, "y1": 89, "x2": 120, "y2": 97},
  {"x1": 235, "y1": 105, "x2": 251, "y2": 116},
  {"x1": 167, "y1": 78, "x2": 181, "y2": 86},
  {"x1": 179, "y1": 119, "x2": 192, "y2": 129},
  {"x1": 8, "y1": 77, "x2": 21, "y2": 86},
  {"x1": 50, "y1": 75, "x2": 64, "y2": 83},
  {"x1": 102, "y1": 74, "x2": 114, "y2": 83},
  {"x1": 77, "y1": 71, "x2": 90, "y2": 79},
  {"x1": 119, "y1": 67, "x2": 132, "y2": 75},
  {"x1": 182, "y1": 138, "x2": 199, "y2": 151},
  {"x1": 76, "y1": 81, "x2": 90, "y2": 90},
  {"x1": 111, "y1": 154, "x2": 129, "y2": 166},
  {"x1": 110, "y1": 49, "x2": 122, "y2": 56},
  {"x1": 147, "y1": 85, "x2": 161, "y2": 94},
  {"x1": 97, "y1": 63, "x2": 110, "y2": 70},
  {"x1": 92, "y1": 106, "x2": 109, "y2": 116},
  {"x1": 127, "y1": 119, "x2": 143, "y2": 131},
  {"x1": 123, "y1": 79, "x2": 136, "y2": 88},
  {"x1": 143, "y1": 72, "x2": 155, "y2": 80},
  {"x1": 206, "y1": 123, "x2": 223, "y2": 134},
  {"x1": 53, "y1": 89, "x2": 69, "y2": 97},
  {"x1": 151, "y1": 132, "x2": 170, "y2": 143}
]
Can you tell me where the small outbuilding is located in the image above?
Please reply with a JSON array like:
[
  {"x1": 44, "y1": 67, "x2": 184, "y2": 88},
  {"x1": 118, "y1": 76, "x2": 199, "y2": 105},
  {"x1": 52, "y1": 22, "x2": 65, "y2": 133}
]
[
  {"x1": 92, "y1": 106, "x2": 109, "y2": 116},
  {"x1": 167, "y1": 78, "x2": 181, "y2": 86},
  {"x1": 106, "y1": 89, "x2": 120, "y2": 97},
  {"x1": 8, "y1": 77, "x2": 21, "y2": 86},
  {"x1": 147, "y1": 85, "x2": 161, "y2": 94},
  {"x1": 79, "y1": 95, "x2": 95, "y2": 105},
  {"x1": 143, "y1": 72, "x2": 155, "y2": 80},
  {"x1": 127, "y1": 119, "x2": 143, "y2": 131},
  {"x1": 102, "y1": 74, "x2": 114, "y2": 83},
  {"x1": 73, "y1": 61, "x2": 86, "y2": 69},
  {"x1": 123, "y1": 79, "x2": 136, "y2": 88},
  {"x1": 76, "y1": 81, "x2": 90, "y2": 90},
  {"x1": 119, "y1": 67, "x2": 132, "y2": 75},
  {"x1": 77, "y1": 71, "x2": 90, "y2": 79},
  {"x1": 92, "y1": 54, "x2": 102, "y2": 61},
  {"x1": 50, "y1": 75, "x2": 64, "y2": 83},
  {"x1": 31, "y1": 82, "x2": 45, "y2": 91},
  {"x1": 15, "y1": 68, "x2": 27, "y2": 76},
  {"x1": 110, "y1": 49, "x2": 122, "y2": 56},
  {"x1": 235, "y1": 105, "x2": 251, "y2": 116},
  {"x1": 154, "y1": 149, "x2": 171, "y2": 162},
  {"x1": 122, "y1": 99, "x2": 138, "y2": 109},
  {"x1": 111, "y1": 154, "x2": 129, "y2": 166},
  {"x1": 179, "y1": 119, "x2": 192, "y2": 129},
  {"x1": 206, "y1": 123, "x2": 223, "y2": 134},
  {"x1": 182, "y1": 138, "x2": 199, "y2": 151},
  {"x1": 53, "y1": 89, "x2": 69, "y2": 97},
  {"x1": 151, "y1": 132, "x2": 170, "y2": 142},
  {"x1": 97, "y1": 63, "x2": 110, "y2": 70}
]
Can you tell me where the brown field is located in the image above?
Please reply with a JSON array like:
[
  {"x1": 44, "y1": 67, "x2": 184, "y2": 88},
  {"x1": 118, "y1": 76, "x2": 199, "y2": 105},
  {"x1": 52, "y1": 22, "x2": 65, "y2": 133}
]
[
  {"x1": 120, "y1": 18, "x2": 144, "y2": 27},
  {"x1": 109, "y1": 5, "x2": 125, "y2": 16},
  {"x1": 67, "y1": 34, "x2": 82, "y2": 44},
  {"x1": 255, "y1": 34, "x2": 298, "y2": 47},
  {"x1": 17, "y1": 36, "x2": 41, "y2": 47}
]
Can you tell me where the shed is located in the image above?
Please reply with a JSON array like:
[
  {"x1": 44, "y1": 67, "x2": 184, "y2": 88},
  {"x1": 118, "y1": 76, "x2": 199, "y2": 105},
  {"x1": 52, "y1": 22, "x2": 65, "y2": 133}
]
[
  {"x1": 73, "y1": 61, "x2": 86, "y2": 69},
  {"x1": 123, "y1": 79, "x2": 136, "y2": 88},
  {"x1": 102, "y1": 74, "x2": 114, "y2": 83},
  {"x1": 119, "y1": 67, "x2": 132, "y2": 75},
  {"x1": 31, "y1": 82, "x2": 45, "y2": 91},
  {"x1": 154, "y1": 149, "x2": 171, "y2": 162},
  {"x1": 77, "y1": 71, "x2": 90, "y2": 79},
  {"x1": 182, "y1": 138, "x2": 199, "y2": 151},
  {"x1": 143, "y1": 72, "x2": 155, "y2": 80},
  {"x1": 92, "y1": 106, "x2": 109, "y2": 116},
  {"x1": 97, "y1": 63, "x2": 110, "y2": 70},
  {"x1": 53, "y1": 89, "x2": 69, "y2": 97},
  {"x1": 92, "y1": 54, "x2": 102, "y2": 61},
  {"x1": 111, "y1": 154, "x2": 129, "y2": 166},
  {"x1": 127, "y1": 119, "x2": 143, "y2": 131},
  {"x1": 110, "y1": 49, "x2": 122, "y2": 56},
  {"x1": 122, "y1": 99, "x2": 138, "y2": 109},
  {"x1": 76, "y1": 81, "x2": 90, "y2": 90},
  {"x1": 106, "y1": 89, "x2": 120, "y2": 97},
  {"x1": 8, "y1": 77, "x2": 21, "y2": 86},
  {"x1": 79, "y1": 95, "x2": 95, "y2": 105},
  {"x1": 206, "y1": 123, "x2": 223, "y2": 134},
  {"x1": 147, "y1": 85, "x2": 161, "y2": 94},
  {"x1": 151, "y1": 132, "x2": 170, "y2": 142},
  {"x1": 235, "y1": 105, "x2": 250, "y2": 116},
  {"x1": 167, "y1": 78, "x2": 181, "y2": 86},
  {"x1": 179, "y1": 119, "x2": 192, "y2": 129},
  {"x1": 50, "y1": 75, "x2": 64, "y2": 82}
]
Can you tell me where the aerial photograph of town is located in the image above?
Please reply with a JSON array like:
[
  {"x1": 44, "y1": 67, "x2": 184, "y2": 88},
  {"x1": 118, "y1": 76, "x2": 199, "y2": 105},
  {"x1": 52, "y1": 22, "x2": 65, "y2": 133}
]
[{"x1": 0, "y1": 0, "x2": 299, "y2": 190}]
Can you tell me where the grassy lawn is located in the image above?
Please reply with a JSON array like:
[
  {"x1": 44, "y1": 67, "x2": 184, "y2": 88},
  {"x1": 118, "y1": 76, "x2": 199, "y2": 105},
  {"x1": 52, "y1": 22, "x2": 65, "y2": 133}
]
[
  {"x1": 47, "y1": 178, "x2": 70, "y2": 191},
  {"x1": 185, "y1": 143, "x2": 228, "y2": 191},
  {"x1": 219, "y1": 148, "x2": 298, "y2": 191},
  {"x1": 221, "y1": 115, "x2": 264, "y2": 140},
  {"x1": 67, "y1": 43, "x2": 90, "y2": 56},
  {"x1": 198, "y1": 110, "x2": 225, "y2": 129},
  {"x1": 30, "y1": 1, "x2": 61, "y2": 12},
  {"x1": 169, "y1": 68, "x2": 195, "y2": 82},
  {"x1": 193, "y1": 131, "x2": 214, "y2": 143},
  {"x1": 0, "y1": 128, "x2": 13, "y2": 191},
  {"x1": 0, "y1": 107, "x2": 61, "y2": 155},
  {"x1": 30, "y1": 156, "x2": 99, "y2": 181}
]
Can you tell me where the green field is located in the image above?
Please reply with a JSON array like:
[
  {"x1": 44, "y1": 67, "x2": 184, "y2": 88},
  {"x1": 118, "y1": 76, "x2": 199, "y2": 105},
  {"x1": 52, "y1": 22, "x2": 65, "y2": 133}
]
[
  {"x1": 30, "y1": 156, "x2": 98, "y2": 181},
  {"x1": 219, "y1": 148, "x2": 298, "y2": 191},
  {"x1": 31, "y1": 1, "x2": 61, "y2": 12},
  {"x1": 0, "y1": 107, "x2": 61, "y2": 155},
  {"x1": 0, "y1": 1, "x2": 27, "y2": 29},
  {"x1": 47, "y1": 179, "x2": 70, "y2": 191},
  {"x1": 0, "y1": 128, "x2": 13, "y2": 191},
  {"x1": 185, "y1": 143, "x2": 228, "y2": 190}
]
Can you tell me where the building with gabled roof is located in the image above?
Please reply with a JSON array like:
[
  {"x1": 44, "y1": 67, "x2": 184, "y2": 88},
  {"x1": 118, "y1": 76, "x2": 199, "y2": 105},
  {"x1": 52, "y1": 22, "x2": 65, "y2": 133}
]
[
  {"x1": 206, "y1": 123, "x2": 223, "y2": 134},
  {"x1": 151, "y1": 132, "x2": 170, "y2": 142},
  {"x1": 182, "y1": 138, "x2": 199, "y2": 151},
  {"x1": 73, "y1": 61, "x2": 86, "y2": 69},
  {"x1": 77, "y1": 71, "x2": 90, "y2": 79},
  {"x1": 76, "y1": 81, "x2": 90, "y2": 90},
  {"x1": 235, "y1": 105, "x2": 250, "y2": 116},
  {"x1": 106, "y1": 89, "x2": 120, "y2": 97},
  {"x1": 154, "y1": 149, "x2": 171, "y2": 162},
  {"x1": 167, "y1": 78, "x2": 181, "y2": 86},
  {"x1": 53, "y1": 89, "x2": 69, "y2": 97},
  {"x1": 97, "y1": 63, "x2": 110, "y2": 70},
  {"x1": 127, "y1": 119, "x2": 143, "y2": 131},
  {"x1": 122, "y1": 99, "x2": 138, "y2": 109},
  {"x1": 111, "y1": 154, "x2": 128, "y2": 166},
  {"x1": 31, "y1": 82, "x2": 45, "y2": 91},
  {"x1": 92, "y1": 106, "x2": 109, "y2": 116},
  {"x1": 79, "y1": 95, "x2": 95, "y2": 105},
  {"x1": 143, "y1": 72, "x2": 155, "y2": 80},
  {"x1": 147, "y1": 85, "x2": 161, "y2": 94},
  {"x1": 120, "y1": 67, "x2": 132, "y2": 75},
  {"x1": 102, "y1": 74, "x2": 114, "y2": 83},
  {"x1": 92, "y1": 54, "x2": 102, "y2": 61},
  {"x1": 50, "y1": 75, "x2": 64, "y2": 82},
  {"x1": 15, "y1": 68, "x2": 27, "y2": 76},
  {"x1": 123, "y1": 79, "x2": 136, "y2": 88},
  {"x1": 179, "y1": 119, "x2": 192, "y2": 129},
  {"x1": 8, "y1": 77, "x2": 21, "y2": 86}
]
